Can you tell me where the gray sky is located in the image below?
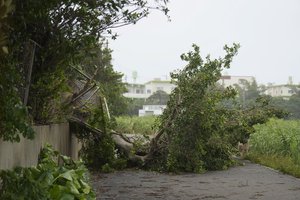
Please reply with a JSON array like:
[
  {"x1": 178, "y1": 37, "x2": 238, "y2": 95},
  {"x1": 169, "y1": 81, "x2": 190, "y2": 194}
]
[{"x1": 109, "y1": 0, "x2": 300, "y2": 85}]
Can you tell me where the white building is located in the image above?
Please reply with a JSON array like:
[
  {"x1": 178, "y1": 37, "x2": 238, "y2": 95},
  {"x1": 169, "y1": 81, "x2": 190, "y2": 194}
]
[
  {"x1": 139, "y1": 105, "x2": 167, "y2": 117},
  {"x1": 123, "y1": 83, "x2": 148, "y2": 99},
  {"x1": 218, "y1": 75, "x2": 255, "y2": 88},
  {"x1": 126, "y1": 75, "x2": 256, "y2": 116},
  {"x1": 125, "y1": 76, "x2": 256, "y2": 99},
  {"x1": 124, "y1": 78, "x2": 175, "y2": 99},
  {"x1": 264, "y1": 84, "x2": 299, "y2": 99}
]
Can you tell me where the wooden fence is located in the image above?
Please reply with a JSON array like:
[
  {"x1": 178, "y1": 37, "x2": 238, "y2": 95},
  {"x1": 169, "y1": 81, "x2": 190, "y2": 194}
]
[{"x1": 0, "y1": 123, "x2": 81, "y2": 170}]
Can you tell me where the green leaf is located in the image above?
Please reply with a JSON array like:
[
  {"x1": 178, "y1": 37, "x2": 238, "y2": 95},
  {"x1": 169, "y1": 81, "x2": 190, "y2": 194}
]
[
  {"x1": 56, "y1": 170, "x2": 75, "y2": 182},
  {"x1": 66, "y1": 181, "x2": 80, "y2": 195},
  {"x1": 60, "y1": 193, "x2": 75, "y2": 200},
  {"x1": 80, "y1": 179, "x2": 91, "y2": 194}
]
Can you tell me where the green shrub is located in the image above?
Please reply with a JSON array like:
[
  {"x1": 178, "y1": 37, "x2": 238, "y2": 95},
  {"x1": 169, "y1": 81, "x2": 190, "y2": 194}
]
[
  {"x1": 80, "y1": 132, "x2": 116, "y2": 170},
  {"x1": 115, "y1": 116, "x2": 158, "y2": 135},
  {"x1": 0, "y1": 144, "x2": 95, "y2": 200}
]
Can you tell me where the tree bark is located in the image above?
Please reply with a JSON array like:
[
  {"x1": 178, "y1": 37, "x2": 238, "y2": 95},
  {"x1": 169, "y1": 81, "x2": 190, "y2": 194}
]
[
  {"x1": 69, "y1": 117, "x2": 148, "y2": 164},
  {"x1": 23, "y1": 40, "x2": 36, "y2": 106}
]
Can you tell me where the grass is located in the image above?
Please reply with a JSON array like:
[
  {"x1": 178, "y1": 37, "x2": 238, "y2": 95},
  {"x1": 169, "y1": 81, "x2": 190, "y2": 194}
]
[
  {"x1": 249, "y1": 118, "x2": 300, "y2": 164},
  {"x1": 246, "y1": 119, "x2": 300, "y2": 178},
  {"x1": 115, "y1": 115, "x2": 158, "y2": 135},
  {"x1": 247, "y1": 153, "x2": 300, "y2": 178}
]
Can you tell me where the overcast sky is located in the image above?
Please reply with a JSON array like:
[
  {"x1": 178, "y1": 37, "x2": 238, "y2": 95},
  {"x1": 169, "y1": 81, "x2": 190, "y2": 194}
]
[{"x1": 109, "y1": 0, "x2": 300, "y2": 85}]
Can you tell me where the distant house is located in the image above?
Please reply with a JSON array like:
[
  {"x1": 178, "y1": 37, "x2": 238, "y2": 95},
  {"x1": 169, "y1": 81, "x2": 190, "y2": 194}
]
[
  {"x1": 125, "y1": 76, "x2": 256, "y2": 100},
  {"x1": 124, "y1": 78, "x2": 175, "y2": 99},
  {"x1": 264, "y1": 84, "x2": 299, "y2": 99},
  {"x1": 138, "y1": 105, "x2": 167, "y2": 117},
  {"x1": 218, "y1": 75, "x2": 255, "y2": 88},
  {"x1": 123, "y1": 83, "x2": 148, "y2": 99},
  {"x1": 126, "y1": 75, "x2": 256, "y2": 116},
  {"x1": 144, "y1": 79, "x2": 175, "y2": 96}
]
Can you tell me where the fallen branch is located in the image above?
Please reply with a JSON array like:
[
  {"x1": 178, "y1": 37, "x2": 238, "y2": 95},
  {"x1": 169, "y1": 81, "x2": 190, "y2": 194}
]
[{"x1": 69, "y1": 117, "x2": 148, "y2": 164}]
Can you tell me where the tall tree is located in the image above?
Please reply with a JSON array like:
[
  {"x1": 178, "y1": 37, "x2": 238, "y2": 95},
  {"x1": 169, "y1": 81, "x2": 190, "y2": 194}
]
[
  {"x1": 0, "y1": 0, "x2": 35, "y2": 141},
  {"x1": 0, "y1": 0, "x2": 168, "y2": 141}
]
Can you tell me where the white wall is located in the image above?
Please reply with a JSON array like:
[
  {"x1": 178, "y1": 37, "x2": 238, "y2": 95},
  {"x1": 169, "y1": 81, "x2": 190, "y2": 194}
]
[
  {"x1": 0, "y1": 123, "x2": 81, "y2": 170},
  {"x1": 145, "y1": 81, "x2": 175, "y2": 95},
  {"x1": 265, "y1": 85, "x2": 295, "y2": 97},
  {"x1": 124, "y1": 80, "x2": 176, "y2": 99},
  {"x1": 218, "y1": 76, "x2": 255, "y2": 88},
  {"x1": 139, "y1": 105, "x2": 167, "y2": 116}
]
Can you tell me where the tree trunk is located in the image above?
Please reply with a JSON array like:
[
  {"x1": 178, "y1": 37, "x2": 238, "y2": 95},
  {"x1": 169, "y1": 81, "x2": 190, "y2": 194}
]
[{"x1": 23, "y1": 40, "x2": 36, "y2": 106}]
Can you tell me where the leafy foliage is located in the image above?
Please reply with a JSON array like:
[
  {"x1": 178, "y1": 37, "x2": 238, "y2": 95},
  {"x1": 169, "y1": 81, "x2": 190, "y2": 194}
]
[
  {"x1": 80, "y1": 132, "x2": 117, "y2": 171},
  {"x1": 75, "y1": 43, "x2": 128, "y2": 117},
  {"x1": 124, "y1": 98, "x2": 146, "y2": 116},
  {"x1": 248, "y1": 119, "x2": 300, "y2": 177},
  {"x1": 0, "y1": 60, "x2": 35, "y2": 142},
  {"x1": 0, "y1": 1, "x2": 34, "y2": 142},
  {"x1": 145, "y1": 90, "x2": 169, "y2": 105},
  {"x1": 73, "y1": 99, "x2": 128, "y2": 171},
  {"x1": 7, "y1": 0, "x2": 168, "y2": 123},
  {"x1": 271, "y1": 91, "x2": 300, "y2": 119},
  {"x1": 233, "y1": 79, "x2": 260, "y2": 107},
  {"x1": 223, "y1": 95, "x2": 288, "y2": 145},
  {"x1": 1, "y1": 0, "x2": 168, "y2": 141},
  {"x1": 115, "y1": 116, "x2": 158, "y2": 135},
  {"x1": 79, "y1": 97, "x2": 117, "y2": 170},
  {"x1": 0, "y1": 144, "x2": 95, "y2": 199},
  {"x1": 250, "y1": 118, "x2": 300, "y2": 165},
  {"x1": 148, "y1": 44, "x2": 240, "y2": 172},
  {"x1": 0, "y1": 0, "x2": 13, "y2": 54}
]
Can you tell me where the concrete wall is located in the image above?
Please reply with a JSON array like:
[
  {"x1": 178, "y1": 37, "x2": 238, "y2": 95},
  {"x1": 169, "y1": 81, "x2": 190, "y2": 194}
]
[{"x1": 0, "y1": 123, "x2": 81, "y2": 170}]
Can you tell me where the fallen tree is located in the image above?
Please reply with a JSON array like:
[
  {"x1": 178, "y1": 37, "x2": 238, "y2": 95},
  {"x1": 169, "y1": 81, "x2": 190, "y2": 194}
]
[
  {"x1": 69, "y1": 117, "x2": 148, "y2": 165},
  {"x1": 71, "y1": 43, "x2": 287, "y2": 172},
  {"x1": 70, "y1": 44, "x2": 243, "y2": 172}
]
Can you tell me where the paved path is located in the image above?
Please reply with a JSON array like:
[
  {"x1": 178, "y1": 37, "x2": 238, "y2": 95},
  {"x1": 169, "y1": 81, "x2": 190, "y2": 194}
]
[{"x1": 92, "y1": 160, "x2": 300, "y2": 200}]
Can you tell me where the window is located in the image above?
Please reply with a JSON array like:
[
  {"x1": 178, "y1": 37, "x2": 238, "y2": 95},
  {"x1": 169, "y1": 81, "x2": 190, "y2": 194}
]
[
  {"x1": 288, "y1": 90, "x2": 294, "y2": 94},
  {"x1": 136, "y1": 89, "x2": 140, "y2": 94},
  {"x1": 147, "y1": 89, "x2": 151, "y2": 94}
]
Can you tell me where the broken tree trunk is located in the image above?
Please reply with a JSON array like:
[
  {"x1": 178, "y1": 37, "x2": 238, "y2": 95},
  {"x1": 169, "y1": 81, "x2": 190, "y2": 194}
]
[
  {"x1": 23, "y1": 40, "x2": 37, "y2": 106},
  {"x1": 69, "y1": 92, "x2": 180, "y2": 167},
  {"x1": 69, "y1": 117, "x2": 148, "y2": 164}
]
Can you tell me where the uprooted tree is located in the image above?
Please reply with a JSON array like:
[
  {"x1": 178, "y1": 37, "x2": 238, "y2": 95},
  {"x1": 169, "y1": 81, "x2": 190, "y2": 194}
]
[
  {"x1": 80, "y1": 43, "x2": 287, "y2": 172},
  {"x1": 72, "y1": 43, "x2": 242, "y2": 172},
  {"x1": 1, "y1": 0, "x2": 286, "y2": 173},
  {"x1": 143, "y1": 44, "x2": 240, "y2": 172}
]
